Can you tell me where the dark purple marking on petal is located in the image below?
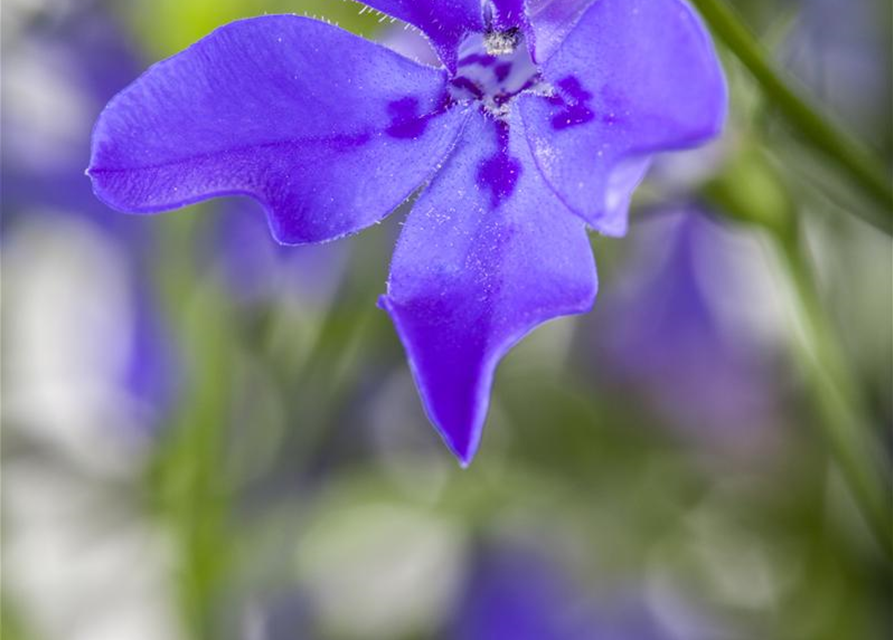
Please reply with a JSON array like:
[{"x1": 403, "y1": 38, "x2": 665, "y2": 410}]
[
  {"x1": 324, "y1": 131, "x2": 374, "y2": 150},
  {"x1": 385, "y1": 94, "x2": 455, "y2": 140},
  {"x1": 458, "y1": 53, "x2": 497, "y2": 67},
  {"x1": 450, "y1": 77, "x2": 486, "y2": 100},
  {"x1": 549, "y1": 75, "x2": 594, "y2": 130},
  {"x1": 494, "y1": 62, "x2": 513, "y2": 83},
  {"x1": 517, "y1": 74, "x2": 544, "y2": 94},
  {"x1": 386, "y1": 97, "x2": 428, "y2": 139},
  {"x1": 492, "y1": 72, "x2": 542, "y2": 106},
  {"x1": 476, "y1": 120, "x2": 522, "y2": 207}
]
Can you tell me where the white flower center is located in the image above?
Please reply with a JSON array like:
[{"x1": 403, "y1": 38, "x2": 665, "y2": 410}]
[{"x1": 449, "y1": 33, "x2": 545, "y2": 118}]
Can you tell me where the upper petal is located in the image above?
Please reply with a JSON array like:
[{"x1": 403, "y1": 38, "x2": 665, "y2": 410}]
[
  {"x1": 486, "y1": 0, "x2": 536, "y2": 62},
  {"x1": 526, "y1": 0, "x2": 595, "y2": 63},
  {"x1": 486, "y1": 0, "x2": 529, "y2": 32},
  {"x1": 380, "y1": 110, "x2": 597, "y2": 464},
  {"x1": 518, "y1": 0, "x2": 726, "y2": 235},
  {"x1": 89, "y1": 15, "x2": 468, "y2": 245},
  {"x1": 361, "y1": 0, "x2": 484, "y2": 73}
]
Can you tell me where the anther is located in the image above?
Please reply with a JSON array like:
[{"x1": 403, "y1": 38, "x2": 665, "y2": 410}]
[{"x1": 484, "y1": 28, "x2": 520, "y2": 56}]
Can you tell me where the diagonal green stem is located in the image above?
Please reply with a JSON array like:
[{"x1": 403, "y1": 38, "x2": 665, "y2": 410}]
[
  {"x1": 773, "y1": 227, "x2": 893, "y2": 558},
  {"x1": 704, "y1": 149, "x2": 892, "y2": 559},
  {"x1": 689, "y1": 0, "x2": 893, "y2": 234}
]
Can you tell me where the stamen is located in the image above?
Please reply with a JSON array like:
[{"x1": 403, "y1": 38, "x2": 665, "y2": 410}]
[
  {"x1": 451, "y1": 30, "x2": 543, "y2": 119},
  {"x1": 484, "y1": 28, "x2": 520, "y2": 56}
]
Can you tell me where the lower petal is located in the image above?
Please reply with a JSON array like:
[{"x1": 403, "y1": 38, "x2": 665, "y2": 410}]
[{"x1": 380, "y1": 111, "x2": 597, "y2": 464}]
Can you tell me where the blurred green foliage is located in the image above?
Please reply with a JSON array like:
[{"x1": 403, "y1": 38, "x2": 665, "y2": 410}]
[{"x1": 2, "y1": 1, "x2": 891, "y2": 640}]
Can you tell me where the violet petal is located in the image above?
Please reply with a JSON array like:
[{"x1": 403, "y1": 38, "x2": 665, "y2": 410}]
[
  {"x1": 380, "y1": 110, "x2": 597, "y2": 464},
  {"x1": 487, "y1": 0, "x2": 528, "y2": 32},
  {"x1": 526, "y1": 0, "x2": 596, "y2": 63},
  {"x1": 89, "y1": 15, "x2": 467, "y2": 245},
  {"x1": 361, "y1": 0, "x2": 484, "y2": 73},
  {"x1": 518, "y1": 0, "x2": 726, "y2": 236}
]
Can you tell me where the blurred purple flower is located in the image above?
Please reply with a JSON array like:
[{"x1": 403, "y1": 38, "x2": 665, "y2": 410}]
[
  {"x1": 450, "y1": 542, "x2": 676, "y2": 640},
  {"x1": 242, "y1": 590, "x2": 318, "y2": 640},
  {"x1": 87, "y1": 0, "x2": 726, "y2": 463},
  {"x1": 208, "y1": 199, "x2": 347, "y2": 305},
  {"x1": 786, "y1": 0, "x2": 892, "y2": 140},
  {"x1": 587, "y1": 208, "x2": 785, "y2": 453},
  {"x1": 4, "y1": 4, "x2": 140, "y2": 227},
  {"x1": 3, "y1": 4, "x2": 177, "y2": 430}
]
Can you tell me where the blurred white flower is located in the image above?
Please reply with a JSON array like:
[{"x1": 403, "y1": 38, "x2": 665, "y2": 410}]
[
  {"x1": 2, "y1": 216, "x2": 185, "y2": 640},
  {"x1": 3, "y1": 215, "x2": 156, "y2": 474},
  {"x1": 296, "y1": 502, "x2": 467, "y2": 639}
]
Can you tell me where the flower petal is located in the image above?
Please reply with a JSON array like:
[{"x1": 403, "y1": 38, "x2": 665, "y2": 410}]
[
  {"x1": 518, "y1": 0, "x2": 726, "y2": 235},
  {"x1": 526, "y1": 0, "x2": 595, "y2": 62},
  {"x1": 89, "y1": 15, "x2": 468, "y2": 245},
  {"x1": 486, "y1": 0, "x2": 536, "y2": 60},
  {"x1": 361, "y1": 0, "x2": 483, "y2": 73},
  {"x1": 486, "y1": 0, "x2": 528, "y2": 32},
  {"x1": 379, "y1": 111, "x2": 597, "y2": 464}
]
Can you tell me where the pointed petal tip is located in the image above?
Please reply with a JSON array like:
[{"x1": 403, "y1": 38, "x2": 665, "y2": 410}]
[
  {"x1": 380, "y1": 293, "x2": 487, "y2": 465},
  {"x1": 442, "y1": 429, "x2": 479, "y2": 469}
]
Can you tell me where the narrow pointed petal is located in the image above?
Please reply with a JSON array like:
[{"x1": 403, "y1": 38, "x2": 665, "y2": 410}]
[
  {"x1": 487, "y1": 0, "x2": 536, "y2": 60},
  {"x1": 89, "y1": 15, "x2": 468, "y2": 245},
  {"x1": 361, "y1": 0, "x2": 483, "y2": 73},
  {"x1": 518, "y1": 0, "x2": 726, "y2": 235},
  {"x1": 380, "y1": 111, "x2": 597, "y2": 464},
  {"x1": 487, "y1": 0, "x2": 528, "y2": 32}
]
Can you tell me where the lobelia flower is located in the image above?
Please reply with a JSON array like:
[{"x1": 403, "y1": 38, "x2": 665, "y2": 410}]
[{"x1": 87, "y1": 0, "x2": 726, "y2": 464}]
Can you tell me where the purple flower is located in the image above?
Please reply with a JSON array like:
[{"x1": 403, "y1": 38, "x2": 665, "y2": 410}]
[
  {"x1": 88, "y1": 0, "x2": 726, "y2": 464},
  {"x1": 587, "y1": 208, "x2": 785, "y2": 455},
  {"x1": 208, "y1": 198, "x2": 347, "y2": 305},
  {"x1": 451, "y1": 542, "x2": 682, "y2": 640}
]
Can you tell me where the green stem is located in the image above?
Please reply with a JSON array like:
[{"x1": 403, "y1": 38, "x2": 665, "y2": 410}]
[
  {"x1": 149, "y1": 213, "x2": 235, "y2": 639},
  {"x1": 774, "y1": 226, "x2": 892, "y2": 558},
  {"x1": 688, "y1": 0, "x2": 893, "y2": 233},
  {"x1": 704, "y1": 149, "x2": 891, "y2": 558}
]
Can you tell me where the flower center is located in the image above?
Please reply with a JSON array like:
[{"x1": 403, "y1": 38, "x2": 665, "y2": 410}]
[
  {"x1": 484, "y1": 27, "x2": 521, "y2": 56},
  {"x1": 448, "y1": 32, "x2": 544, "y2": 119}
]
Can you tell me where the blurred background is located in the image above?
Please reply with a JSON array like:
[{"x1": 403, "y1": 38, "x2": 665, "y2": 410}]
[{"x1": 1, "y1": 0, "x2": 891, "y2": 639}]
